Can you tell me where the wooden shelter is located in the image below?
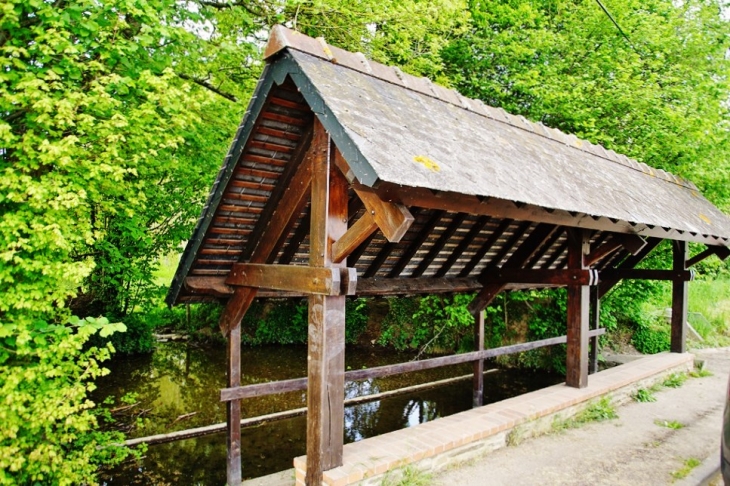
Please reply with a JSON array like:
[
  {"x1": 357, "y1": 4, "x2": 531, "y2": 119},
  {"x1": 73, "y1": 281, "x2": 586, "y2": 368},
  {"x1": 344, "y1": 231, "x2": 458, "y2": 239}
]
[{"x1": 167, "y1": 26, "x2": 730, "y2": 485}]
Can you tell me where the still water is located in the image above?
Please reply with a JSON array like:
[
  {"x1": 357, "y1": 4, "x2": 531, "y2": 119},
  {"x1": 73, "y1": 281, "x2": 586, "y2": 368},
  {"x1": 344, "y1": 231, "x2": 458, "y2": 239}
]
[{"x1": 95, "y1": 343, "x2": 562, "y2": 485}]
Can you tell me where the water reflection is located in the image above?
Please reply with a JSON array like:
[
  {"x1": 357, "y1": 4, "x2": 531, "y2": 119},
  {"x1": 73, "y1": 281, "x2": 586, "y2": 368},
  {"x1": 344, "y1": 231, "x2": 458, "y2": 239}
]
[{"x1": 95, "y1": 343, "x2": 562, "y2": 485}]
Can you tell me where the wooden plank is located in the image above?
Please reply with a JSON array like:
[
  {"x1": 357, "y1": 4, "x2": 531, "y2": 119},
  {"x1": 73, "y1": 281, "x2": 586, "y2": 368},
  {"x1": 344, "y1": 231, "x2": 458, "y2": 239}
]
[
  {"x1": 597, "y1": 238, "x2": 662, "y2": 299},
  {"x1": 225, "y1": 263, "x2": 345, "y2": 295},
  {"x1": 220, "y1": 328, "x2": 607, "y2": 402},
  {"x1": 185, "y1": 276, "x2": 234, "y2": 297},
  {"x1": 413, "y1": 213, "x2": 468, "y2": 277},
  {"x1": 671, "y1": 240, "x2": 688, "y2": 353},
  {"x1": 278, "y1": 204, "x2": 311, "y2": 265},
  {"x1": 390, "y1": 185, "x2": 722, "y2": 246},
  {"x1": 686, "y1": 245, "x2": 730, "y2": 267},
  {"x1": 525, "y1": 226, "x2": 564, "y2": 269},
  {"x1": 473, "y1": 310, "x2": 485, "y2": 407},
  {"x1": 388, "y1": 210, "x2": 444, "y2": 277},
  {"x1": 477, "y1": 221, "x2": 533, "y2": 278},
  {"x1": 434, "y1": 216, "x2": 491, "y2": 277},
  {"x1": 585, "y1": 238, "x2": 623, "y2": 267},
  {"x1": 599, "y1": 269, "x2": 693, "y2": 281},
  {"x1": 481, "y1": 268, "x2": 595, "y2": 286},
  {"x1": 566, "y1": 228, "x2": 590, "y2": 389},
  {"x1": 331, "y1": 212, "x2": 378, "y2": 264},
  {"x1": 306, "y1": 122, "x2": 346, "y2": 484},
  {"x1": 226, "y1": 324, "x2": 242, "y2": 486}
]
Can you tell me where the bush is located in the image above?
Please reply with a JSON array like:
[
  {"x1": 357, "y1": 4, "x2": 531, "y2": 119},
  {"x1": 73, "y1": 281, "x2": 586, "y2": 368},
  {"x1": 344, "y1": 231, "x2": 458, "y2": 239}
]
[{"x1": 632, "y1": 318, "x2": 671, "y2": 354}]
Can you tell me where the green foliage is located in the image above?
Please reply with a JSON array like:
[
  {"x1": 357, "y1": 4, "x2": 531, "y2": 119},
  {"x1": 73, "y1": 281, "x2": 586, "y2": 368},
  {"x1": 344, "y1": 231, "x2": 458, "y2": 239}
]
[
  {"x1": 0, "y1": 316, "x2": 135, "y2": 485},
  {"x1": 632, "y1": 388, "x2": 657, "y2": 403},
  {"x1": 671, "y1": 457, "x2": 701, "y2": 480},
  {"x1": 662, "y1": 372, "x2": 688, "y2": 388},
  {"x1": 381, "y1": 465, "x2": 432, "y2": 486},
  {"x1": 632, "y1": 317, "x2": 671, "y2": 354},
  {"x1": 552, "y1": 397, "x2": 617, "y2": 431},
  {"x1": 654, "y1": 419, "x2": 684, "y2": 430}
]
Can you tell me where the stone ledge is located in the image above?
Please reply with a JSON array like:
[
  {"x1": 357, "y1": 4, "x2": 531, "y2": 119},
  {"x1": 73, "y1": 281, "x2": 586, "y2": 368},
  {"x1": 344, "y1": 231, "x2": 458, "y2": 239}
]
[{"x1": 292, "y1": 352, "x2": 694, "y2": 486}]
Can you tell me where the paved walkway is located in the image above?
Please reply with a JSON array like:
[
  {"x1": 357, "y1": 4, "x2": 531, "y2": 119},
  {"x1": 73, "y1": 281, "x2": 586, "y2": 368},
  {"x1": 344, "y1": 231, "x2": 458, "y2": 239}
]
[{"x1": 434, "y1": 348, "x2": 730, "y2": 486}]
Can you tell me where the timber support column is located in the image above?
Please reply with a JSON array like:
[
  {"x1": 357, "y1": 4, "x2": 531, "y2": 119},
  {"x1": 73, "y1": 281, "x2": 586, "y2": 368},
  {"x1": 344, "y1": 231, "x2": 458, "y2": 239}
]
[
  {"x1": 226, "y1": 324, "x2": 242, "y2": 485},
  {"x1": 472, "y1": 310, "x2": 485, "y2": 407},
  {"x1": 566, "y1": 229, "x2": 590, "y2": 388},
  {"x1": 306, "y1": 119, "x2": 346, "y2": 485},
  {"x1": 671, "y1": 240, "x2": 688, "y2": 353},
  {"x1": 589, "y1": 287, "x2": 599, "y2": 375}
]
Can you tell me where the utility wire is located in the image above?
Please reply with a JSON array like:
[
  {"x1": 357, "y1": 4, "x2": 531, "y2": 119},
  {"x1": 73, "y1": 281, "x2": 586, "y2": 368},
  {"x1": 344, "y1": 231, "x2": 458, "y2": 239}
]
[{"x1": 593, "y1": 0, "x2": 641, "y2": 56}]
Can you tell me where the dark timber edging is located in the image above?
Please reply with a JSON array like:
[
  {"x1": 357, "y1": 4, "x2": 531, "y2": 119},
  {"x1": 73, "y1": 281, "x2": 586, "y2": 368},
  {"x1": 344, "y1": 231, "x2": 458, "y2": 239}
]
[{"x1": 290, "y1": 352, "x2": 693, "y2": 486}]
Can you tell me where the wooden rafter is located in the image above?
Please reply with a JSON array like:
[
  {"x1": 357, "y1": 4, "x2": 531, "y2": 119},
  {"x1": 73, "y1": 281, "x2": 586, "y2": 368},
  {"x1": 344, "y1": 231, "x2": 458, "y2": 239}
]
[
  {"x1": 434, "y1": 216, "x2": 491, "y2": 278},
  {"x1": 412, "y1": 213, "x2": 468, "y2": 277},
  {"x1": 388, "y1": 210, "x2": 445, "y2": 277},
  {"x1": 459, "y1": 219, "x2": 513, "y2": 277}
]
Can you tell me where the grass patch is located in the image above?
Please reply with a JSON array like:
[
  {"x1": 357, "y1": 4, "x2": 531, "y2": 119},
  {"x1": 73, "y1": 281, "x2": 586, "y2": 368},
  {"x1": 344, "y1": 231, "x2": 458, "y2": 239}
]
[
  {"x1": 671, "y1": 457, "x2": 701, "y2": 480},
  {"x1": 632, "y1": 387, "x2": 657, "y2": 403},
  {"x1": 506, "y1": 425, "x2": 525, "y2": 447},
  {"x1": 552, "y1": 397, "x2": 618, "y2": 431},
  {"x1": 662, "y1": 372, "x2": 688, "y2": 388},
  {"x1": 381, "y1": 465, "x2": 432, "y2": 486},
  {"x1": 690, "y1": 368, "x2": 713, "y2": 378},
  {"x1": 654, "y1": 419, "x2": 684, "y2": 430}
]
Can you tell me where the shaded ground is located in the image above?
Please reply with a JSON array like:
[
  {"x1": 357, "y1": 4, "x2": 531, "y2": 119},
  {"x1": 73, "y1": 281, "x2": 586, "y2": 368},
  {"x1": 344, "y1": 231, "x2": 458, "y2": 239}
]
[{"x1": 434, "y1": 348, "x2": 730, "y2": 486}]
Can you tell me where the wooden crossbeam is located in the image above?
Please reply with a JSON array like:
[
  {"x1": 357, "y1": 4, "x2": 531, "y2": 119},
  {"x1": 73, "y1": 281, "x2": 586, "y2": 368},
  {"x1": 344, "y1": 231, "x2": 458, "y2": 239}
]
[
  {"x1": 599, "y1": 269, "x2": 694, "y2": 282},
  {"x1": 481, "y1": 268, "x2": 597, "y2": 286},
  {"x1": 597, "y1": 237, "x2": 662, "y2": 299},
  {"x1": 686, "y1": 245, "x2": 730, "y2": 268},
  {"x1": 225, "y1": 263, "x2": 356, "y2": 295}
]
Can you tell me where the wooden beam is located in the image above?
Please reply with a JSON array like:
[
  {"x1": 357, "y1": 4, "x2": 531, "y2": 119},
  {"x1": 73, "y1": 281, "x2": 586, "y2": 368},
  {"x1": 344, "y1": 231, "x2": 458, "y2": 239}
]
[
  {"x1": 331, "y1": 212, "x2": 378, "y2": 264},
  {"x1": 473, "y1": 310, "x2": 485, "y2": 407},
  {"x1": 218, "y1": 148, "x2": 314, "y2": 335},
  {"x1": 481, "y1": 268, "x2": 597, "y2": 286},
  {"x1": 413, "y1": 213, "x2": 468, "y2": 277},
  {"x1": 589, "y1": 286, "x2": 599, "y2": 375},
  {"x1": 220, "y1": 328, "x2": 607, "y2": 402},
  {"x1": 599, "y1": 268, "x2": 694, "y2": 282},
  {"x1": 278, "y1": 204, "x2": 311, "y2": 265},
  {"x1": 306, "y1": 124, "x2": 347, "y2": 484},
  {"x1": 226, "y1": 323, "x2": 242, "y2": 486},
  {"x1": 184, "y1": 276, "x2": 234, "y2": 297},
  {"x1": 391, "y1": 185, "x2": 723, "y2": 246},
  {"x1": 525, "y1": 226, "x2": 564, "y2": 269},
  {"x1": 671, "y1": 240, "x2": 688, "y2": 353},
  {"x1": 477, "y1": 221, "x2": 533, "y2": 279},
  {"x1": 686, "y1": 245, "x2": 730, "y2": 268},
  {"x1": 566, "y1": 228, "x2": 590, "y2": 389},
  {"x1": 389, "y1": 210, "x2": 444, "y2": 277},
  {"x1": 584, "y1": 239, "x2": 623, "y2": 267},
  {"x1": 459, "y1": 219, "x2": 513, "y2": 277},
  {"x1": 225, "y1": 263, "x2": 354, "y2": 295},
  {"x1": 597, "y1": 238, "x2": 662, "y2": 299}
]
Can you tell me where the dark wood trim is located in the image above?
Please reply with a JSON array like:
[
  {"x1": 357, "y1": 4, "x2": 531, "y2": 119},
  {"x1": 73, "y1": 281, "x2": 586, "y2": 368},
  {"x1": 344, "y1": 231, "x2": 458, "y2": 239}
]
[
  {"x1": 599, "y1": 269, "x2": 694, "y2": 282},
  {"x1": 671, "y1": 240, "x2": 688, "y2": 353},
  {"x1": 473, "y1": 310, "x2": 485, "y2": 407},
  {"x1": 525, "y1": 226, "x2": 564, "y2": 269},
  {"x1": 413, "y1": 213, "x2": 468, "y2": 277},
  {"x1": 686, "y1": 245, "x2": 730, "y2": 268},
  {"x1": 459, "y1": 219, "x2": 513, "y2": 277},
  {"x1": 585, "y1": 238, "x2": 623, "y2": 267},
  {"x1": 481, "y1": 268, "x2": 596, "y2": 286},
  {"x1": 220, "y1": 328, "x2": 607, "y2": 402},
  {"x1": 566, "y1": 228, "x2": 590, "y2": 389},
  {"x1": 597, "y1": 238, "x2": 662, "y2": 299},
  {"x1": 477, "y1": 221, "x2": 534, "y2": 279},
  {"x1": 226, "y1": 263, "x2": 351, "y2": 295},
  {"x1": 278, "y1": 204, "x2": 311, "y2": 265},
  {"x1": 589, "y1": 287, "x2": 599, "y2": 375}
]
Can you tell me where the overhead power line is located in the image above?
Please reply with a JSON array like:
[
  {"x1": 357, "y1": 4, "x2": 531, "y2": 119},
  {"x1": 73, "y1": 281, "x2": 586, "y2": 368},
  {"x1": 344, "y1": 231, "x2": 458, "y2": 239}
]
[{"x1": 593, "y1": 0, "x2": 640, "y2": 55}]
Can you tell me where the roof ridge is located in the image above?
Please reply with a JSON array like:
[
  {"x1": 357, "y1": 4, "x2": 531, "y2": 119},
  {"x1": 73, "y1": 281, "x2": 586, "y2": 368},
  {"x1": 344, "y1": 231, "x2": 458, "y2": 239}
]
[{"x1": 264, "y1": 25, "x2": 698, "y2": 192}]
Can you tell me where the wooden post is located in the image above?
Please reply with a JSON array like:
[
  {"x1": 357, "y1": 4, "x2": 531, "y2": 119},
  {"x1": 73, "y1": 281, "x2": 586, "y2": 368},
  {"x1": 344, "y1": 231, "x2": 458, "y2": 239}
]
[
  {"x1": 671, "y1": 240, "x2": 688, "y2": 353},
  {"x1": 589, "y1": 286, "x2": 599, "y2": 375},
  {"x1": 226, "y1": 323, "x2": 242, "y2": 486},
  {"x1": 472, "y1": 310, "x2": 485, "y2": 407},
  {"x1": 306, "y1": 120, "x2": 347, "y2": 485},
  {"x1": 566, "y1": 229, "x2": 590, "y2": 388}
]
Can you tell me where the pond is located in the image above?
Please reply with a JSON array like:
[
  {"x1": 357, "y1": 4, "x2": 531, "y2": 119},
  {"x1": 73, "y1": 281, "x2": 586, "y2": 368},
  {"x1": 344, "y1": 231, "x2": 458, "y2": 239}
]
[{"x1": 95, "y1": 342, "x2": 562, "y2": 485}]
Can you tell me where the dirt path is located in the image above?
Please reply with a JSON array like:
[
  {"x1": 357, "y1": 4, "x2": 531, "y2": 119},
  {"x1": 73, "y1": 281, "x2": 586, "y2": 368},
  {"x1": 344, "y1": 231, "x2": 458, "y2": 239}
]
[{"x1": 434, "y1": 349, "x2": 730, "y2": 486}]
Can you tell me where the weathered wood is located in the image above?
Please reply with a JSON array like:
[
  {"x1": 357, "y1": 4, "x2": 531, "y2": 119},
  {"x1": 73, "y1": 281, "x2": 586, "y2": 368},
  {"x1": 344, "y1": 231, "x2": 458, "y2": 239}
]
[
  {"x1": 477, "y1": 221, "x2": 534, "y2": 279},
  {"x1": 331, "y1": 212, "x2": 378, "y2": 264},
  {"x1": 391, "y1": 185, "x2": 721, "y2": 246},
  {"x1": 616, "y1": 233, "x2": 648, "y2": 255},
  {"x1": 597, "y1": 238, "x2": 662, "y2": 299},
  {"x1": 589, "y1": 286, "x2": 599, "y2": 375},
  {"x1": 220, "y1": 328, "x2": 607, "y2": 402},
  {"x1": 459, "y1": 219, "x2": 513, "y2": 277},
  {"x1": 686, "y1": 245, "x2": 730, "y2": 267},
  {"x1": 184, "y1": 276, "x2": 234, "y2": 297},
  {"x1": 525, "y1": 226, "x2": 564, "y2": 269},
  {"x1": 434, "y1": 216, "x2": 491, "y2": 277},
  {"x1": 278, "y1": 204, "x2": 311, "y2": 265},
  {"x1": 599, "y1": 268, "x2": 694, "y2": 282},
  {"x1": 389, "y1": 210, "x2": 445, "y2": 277},
  {"x1": 306, "y1": 125, "x2": 347, "y2": 484},
  {"x1": 585, "y1": 238, "x2": 623, "y2": 267},
  {"x1": 671, "y1": 240, "x2": 688, "y2": 353},
  {"x1": 473, "y1": 310, "x2": 485, "y2": 407},
  {"x1": 226, "y1": 263, "x2": 349, "y2": 295},
  {"x1": 566, "y1": 228, "x2": 590, "y2": 389},
  {"x1": 333, "y1": 149, "x2": 414, "y2": 243},
  {"x1": 480, "y1": 268, "x2": 597, "y2": 286},
  {"x1": 218, "y1": 150, "x2": 314, "y2": 335},
  {"x1": 226, "y1": 324, "x2": 242, "y2": 486}
]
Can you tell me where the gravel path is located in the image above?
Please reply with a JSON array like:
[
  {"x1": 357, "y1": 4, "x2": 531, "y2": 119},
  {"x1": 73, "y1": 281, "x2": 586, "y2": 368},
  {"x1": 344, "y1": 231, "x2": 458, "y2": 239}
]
[{"x1": 434, "y1": 349, "x2": 730, "y2": 486}]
